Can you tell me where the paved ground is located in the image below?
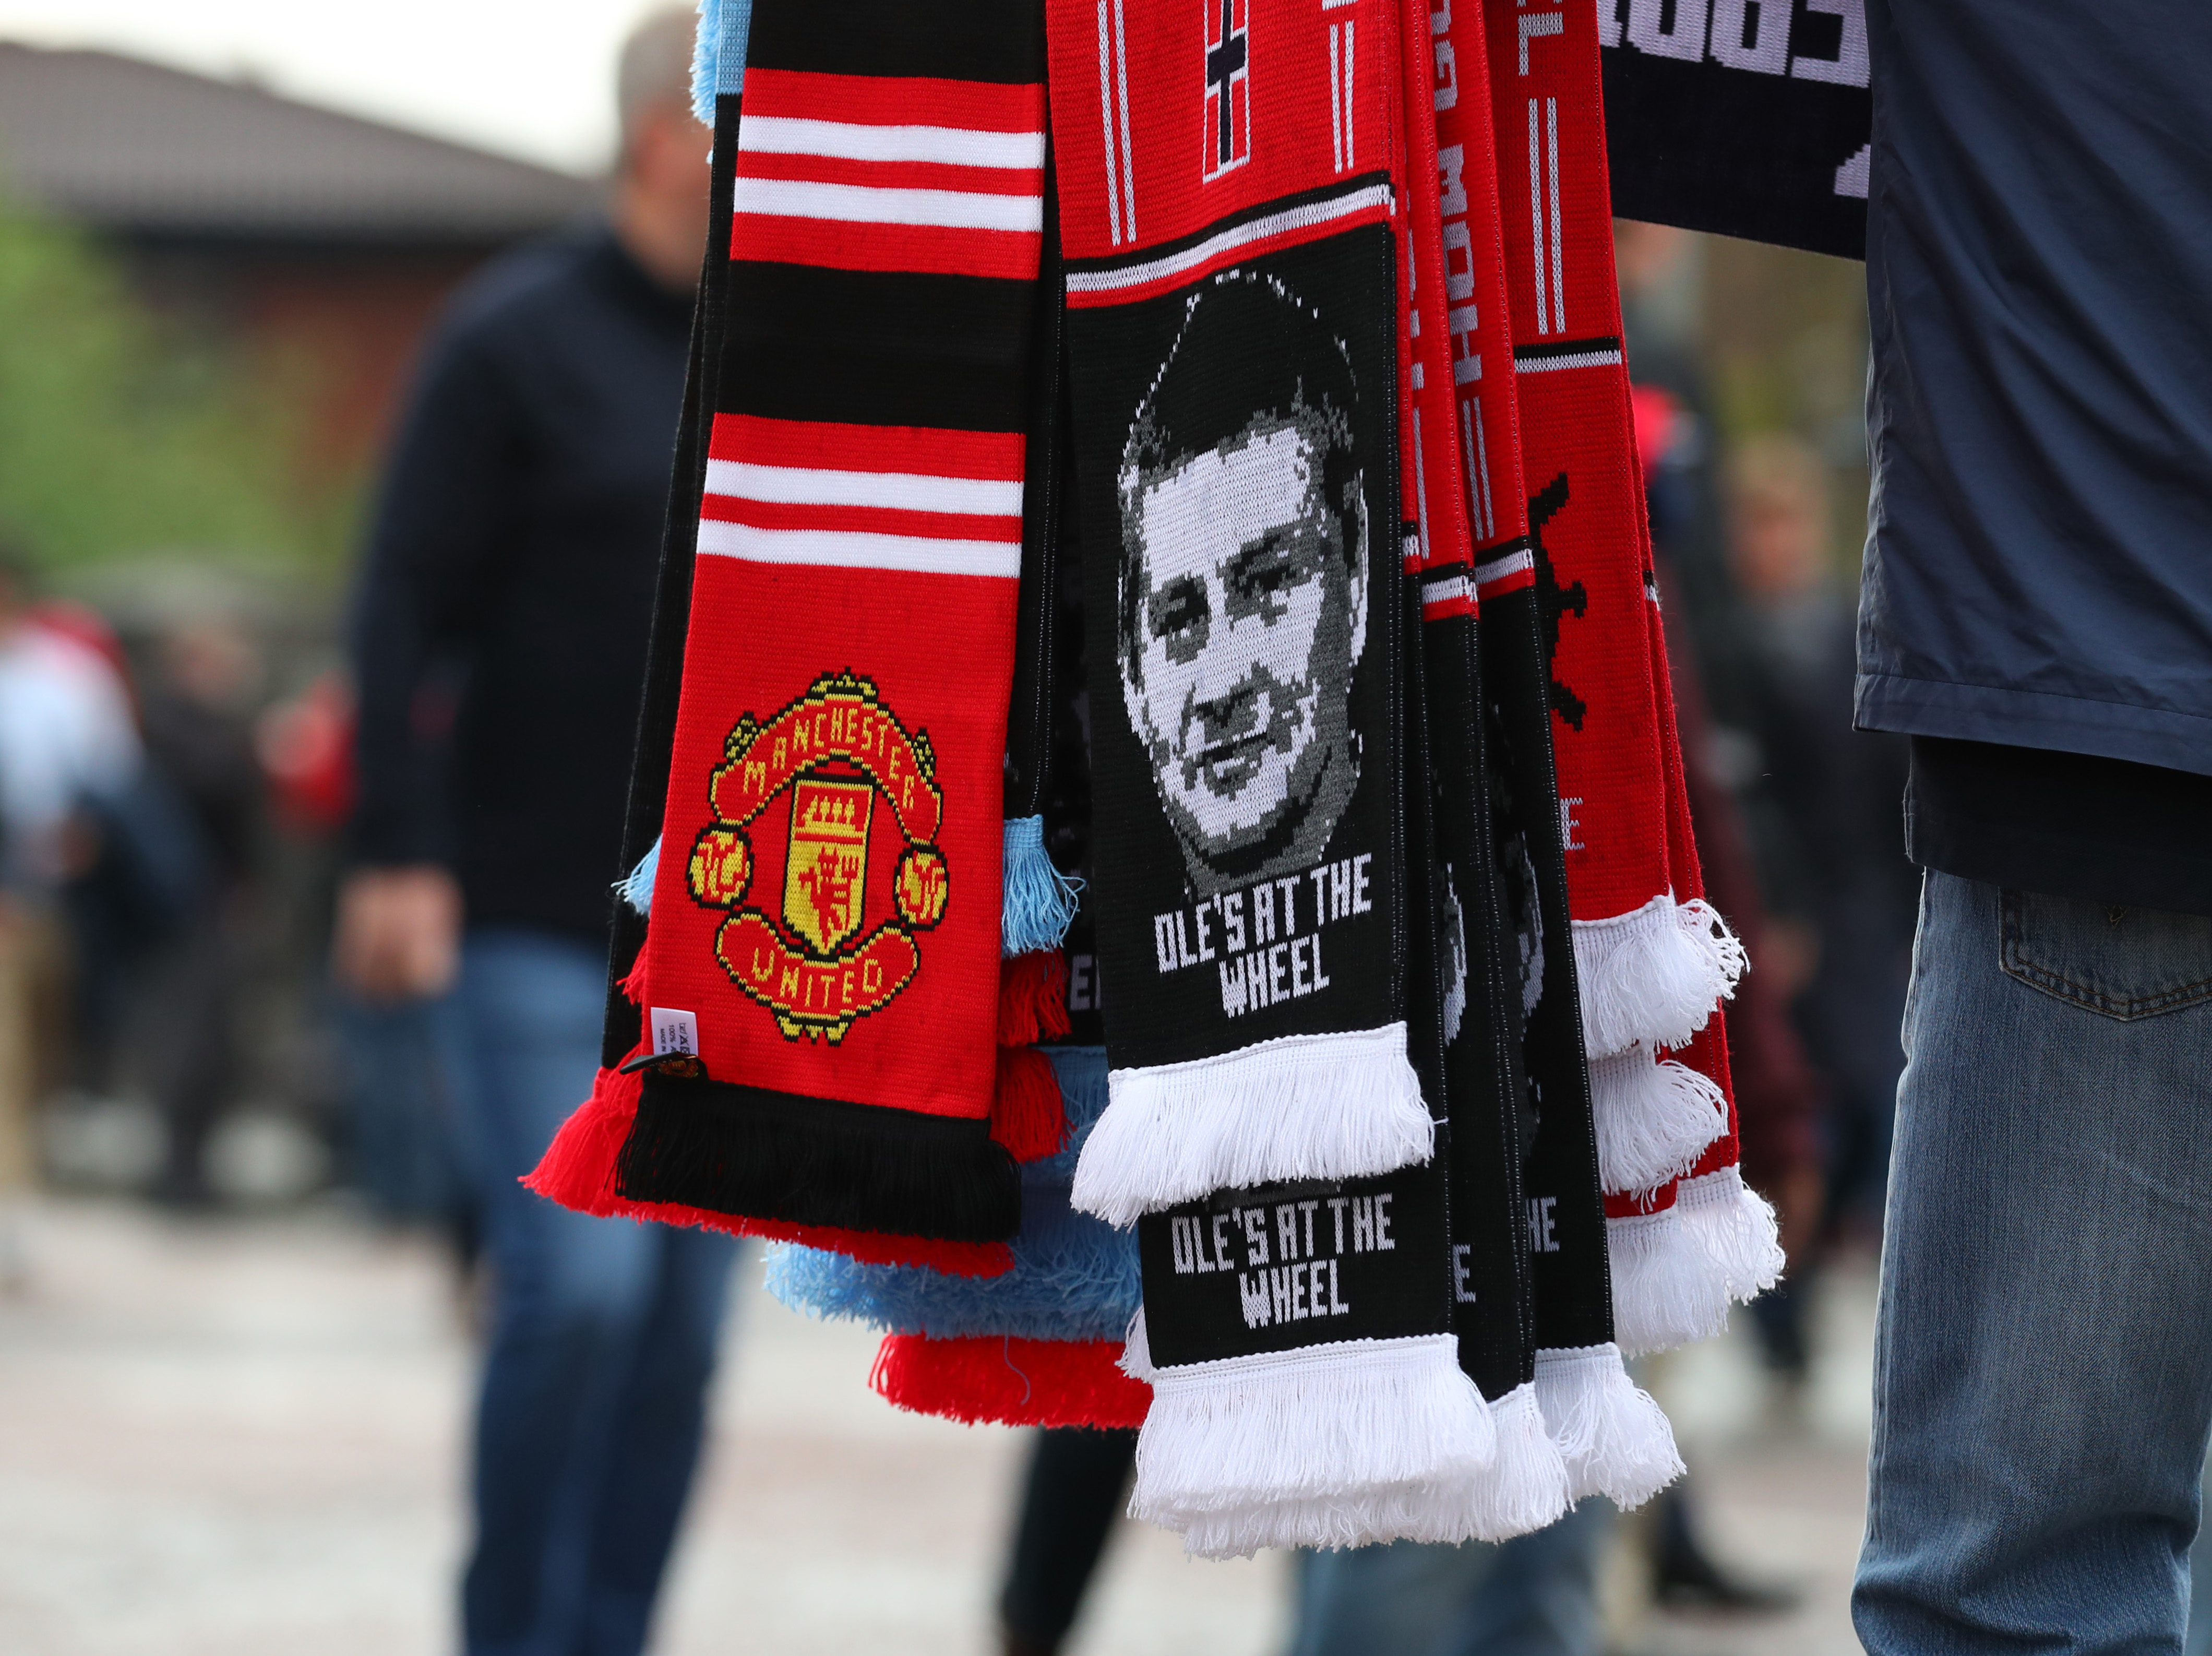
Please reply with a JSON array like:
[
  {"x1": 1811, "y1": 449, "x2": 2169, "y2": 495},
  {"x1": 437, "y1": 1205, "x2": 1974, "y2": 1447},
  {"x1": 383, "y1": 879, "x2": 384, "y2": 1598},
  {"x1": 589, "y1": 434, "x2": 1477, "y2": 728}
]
[{"x1": 0, "y1": 1197, "x2": 1875, "y2": 1655}]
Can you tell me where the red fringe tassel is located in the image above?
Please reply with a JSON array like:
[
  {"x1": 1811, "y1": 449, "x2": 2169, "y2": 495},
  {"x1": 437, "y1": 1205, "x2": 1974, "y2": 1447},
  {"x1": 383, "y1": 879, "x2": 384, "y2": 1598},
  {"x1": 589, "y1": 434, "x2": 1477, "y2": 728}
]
[
  {"x1": 989, "y1": 1045, "x2": 1067, "y2": 1163},
  {"x1": 869, "y1": 1335, "x2": 1152, "y2": 1429},
  {"x1": 996, "y1": 951, "x2": 1071, "y2": 1047}
]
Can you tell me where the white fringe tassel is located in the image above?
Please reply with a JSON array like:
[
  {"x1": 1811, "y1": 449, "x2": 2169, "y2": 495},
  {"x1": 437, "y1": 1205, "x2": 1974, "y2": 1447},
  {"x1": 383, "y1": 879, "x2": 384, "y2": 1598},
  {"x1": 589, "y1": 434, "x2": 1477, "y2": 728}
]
[
  {"x1": 1072, "y1": 1024, "x2": 1432, "y2": 1226},
  {"x1": 1609, "y1": 1207, "x2": 1732, "y2": 1357},
  {"x1": 1464, "y1": 1381, "x2": 1575, "y2": 1542},
  {"x1": 1678, "y1": 1165, "x2": 1786, "y2": 1301},
  {"x1": 1125, "y1": 1326, "x2": 1497, "y2": 1535},
  {"x1": 1534, "y1": 1343, "x2": 1684, "y2": 1508},
  {"x1": 1571, "y1": 894, "x2": 1746, "y2": 1059},
  {"x1": 1173, "y1": 1381, "x2": 1573, "y2": 1556},
  {"x1": 1589, "y1": 1046, "x2": 1727, "y2": 1196},
  {"x1": 1177, "y1": 1478, "x2": 1472, "y2": 1558},
  {"x1": 1119, "y1": 1306, "x2": 1155, "y2": 1379}
]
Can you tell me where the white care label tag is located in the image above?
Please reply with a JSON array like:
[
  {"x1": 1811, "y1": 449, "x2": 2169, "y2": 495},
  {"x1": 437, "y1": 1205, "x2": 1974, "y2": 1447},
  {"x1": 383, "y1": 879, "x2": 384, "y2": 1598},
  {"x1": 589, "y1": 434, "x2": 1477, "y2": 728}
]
[{"x1": 649, "y1": 1008, "x2": 699, "y2": 1058}]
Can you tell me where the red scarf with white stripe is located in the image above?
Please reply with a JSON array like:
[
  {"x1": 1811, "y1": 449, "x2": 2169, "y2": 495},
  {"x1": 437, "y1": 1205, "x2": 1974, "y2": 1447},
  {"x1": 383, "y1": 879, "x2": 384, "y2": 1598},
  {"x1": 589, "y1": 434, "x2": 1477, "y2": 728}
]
[
  {"x1": 534, "y1": 0, "x2": 1061, "y2": 1262},
  {"x1": 1478, "y1": 0, "x2": 1741, "y2": 1130}
]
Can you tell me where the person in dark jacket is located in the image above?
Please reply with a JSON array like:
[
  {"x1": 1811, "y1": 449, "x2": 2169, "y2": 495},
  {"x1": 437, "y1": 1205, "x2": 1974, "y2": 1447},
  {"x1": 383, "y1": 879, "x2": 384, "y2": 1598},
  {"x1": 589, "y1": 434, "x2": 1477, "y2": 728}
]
[
  {"x1": 1850, "y1": 5, "x2": 2212, "y2": 1651},
  {"x1": 330, "y1": 13, "x2": 735, "y2": 1655},
  {"x1": 139, "y1": 615, "x2": 263, "y2": 1208}
]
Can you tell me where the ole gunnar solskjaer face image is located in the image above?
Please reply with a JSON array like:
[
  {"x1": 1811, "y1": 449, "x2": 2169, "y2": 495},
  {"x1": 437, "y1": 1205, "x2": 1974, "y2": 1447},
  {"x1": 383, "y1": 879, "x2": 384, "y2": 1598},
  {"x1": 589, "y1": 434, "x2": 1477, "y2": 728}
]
[{"x1": 1116, "y1": 278, "x2": 1368, "y2": 897}]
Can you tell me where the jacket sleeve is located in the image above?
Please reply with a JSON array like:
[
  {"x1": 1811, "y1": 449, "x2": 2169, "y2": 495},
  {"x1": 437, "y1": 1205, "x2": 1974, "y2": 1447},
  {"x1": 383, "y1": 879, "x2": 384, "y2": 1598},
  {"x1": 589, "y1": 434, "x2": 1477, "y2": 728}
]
[{"x1": 345, "y1": 320, "x2": 527, "y2": 869}]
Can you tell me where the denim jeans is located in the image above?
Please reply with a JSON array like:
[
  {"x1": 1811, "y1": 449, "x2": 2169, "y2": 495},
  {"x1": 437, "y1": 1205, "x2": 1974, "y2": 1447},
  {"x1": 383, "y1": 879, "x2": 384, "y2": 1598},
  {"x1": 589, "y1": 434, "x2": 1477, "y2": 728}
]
[
  {"x1": 336, "y1": 989, "x2": 472, "y2": 1228},
  {"x1": 451, "y1": 928, "x2": 738, "y2": 1656},
  {"x1": 1286, "y1": 1502, "x2": 1612, "y2": 1656},
  {"x1": 1856, "y1": 872, "x2": 2212, "y2": 1654}
]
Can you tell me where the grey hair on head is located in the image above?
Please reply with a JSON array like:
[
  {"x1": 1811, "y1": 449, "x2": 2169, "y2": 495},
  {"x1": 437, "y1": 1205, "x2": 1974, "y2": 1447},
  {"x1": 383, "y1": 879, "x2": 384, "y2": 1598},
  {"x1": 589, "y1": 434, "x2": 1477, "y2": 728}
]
[{"x1": 617, "y1": 6, "x2": 701, "y2": 140}]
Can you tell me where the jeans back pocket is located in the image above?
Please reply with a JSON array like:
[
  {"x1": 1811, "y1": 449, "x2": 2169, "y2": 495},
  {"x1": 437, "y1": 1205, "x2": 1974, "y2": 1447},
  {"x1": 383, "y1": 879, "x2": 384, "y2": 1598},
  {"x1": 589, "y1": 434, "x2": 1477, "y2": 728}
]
[{"x1": 2000, "y1": 889, "x2": 2212, "y2": 1021}]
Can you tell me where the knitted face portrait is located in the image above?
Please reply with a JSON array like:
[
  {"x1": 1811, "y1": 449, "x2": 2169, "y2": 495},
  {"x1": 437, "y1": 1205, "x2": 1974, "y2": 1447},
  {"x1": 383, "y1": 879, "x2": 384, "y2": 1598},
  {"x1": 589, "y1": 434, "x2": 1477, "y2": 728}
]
[{"x1": 1116, "y1": 273, "x2": 1369, "y2": 896}]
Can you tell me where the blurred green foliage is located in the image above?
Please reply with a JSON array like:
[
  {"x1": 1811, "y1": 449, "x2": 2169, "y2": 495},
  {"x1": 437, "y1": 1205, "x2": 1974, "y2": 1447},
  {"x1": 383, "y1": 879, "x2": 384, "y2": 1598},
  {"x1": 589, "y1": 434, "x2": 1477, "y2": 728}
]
[{"x1": 0, "y1": 200, "x2": 342, "y2": 579}]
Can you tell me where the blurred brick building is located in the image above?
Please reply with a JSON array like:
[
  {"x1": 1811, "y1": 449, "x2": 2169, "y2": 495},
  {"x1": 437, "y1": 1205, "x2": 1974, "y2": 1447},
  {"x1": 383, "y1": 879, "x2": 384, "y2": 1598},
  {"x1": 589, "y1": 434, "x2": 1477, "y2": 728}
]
[{"x1": 0, "y1": 41, "x2": 597, "y2": 486}]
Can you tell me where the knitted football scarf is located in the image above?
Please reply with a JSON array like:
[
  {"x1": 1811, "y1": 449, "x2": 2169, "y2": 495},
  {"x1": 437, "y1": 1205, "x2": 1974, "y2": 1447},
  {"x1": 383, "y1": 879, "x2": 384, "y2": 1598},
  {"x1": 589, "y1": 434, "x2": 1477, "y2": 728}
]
[
  {"x1": 1476, "y1": 0, "x2": 1739, "y2": 1210},
  {"x1": 1119, "y1": 574, "x2": 1486, "y2": 1557},
  {"x1": 1470, "y1": 0, "x2": 1759, "y2": 1367},
  {"x1": 1398, "y1": 0, "x2": 1672, "y2": 1503},
  {"x1": 1596, "y1": 0, "x2": 1872, "y2": 260},
  {"x1": 1032, "y1": 0, "x2": 1519, "y2": 1552},
  {"x1": 1044, "y1": 0, "x2": 1434, "y2": 1227},
  {"x1": 761, "y1": 392, "x2": 1151, "y2": 1433},
  {"x1": 1395, "y1": 0, "x2": 1582, "y2": 1539},
  {"x1": 532, "y1": 0, "x2": 1069, "y2": 1262},
  {"x1": 1599, "y1": 399, "x2": 1785, "y2": 1355}
]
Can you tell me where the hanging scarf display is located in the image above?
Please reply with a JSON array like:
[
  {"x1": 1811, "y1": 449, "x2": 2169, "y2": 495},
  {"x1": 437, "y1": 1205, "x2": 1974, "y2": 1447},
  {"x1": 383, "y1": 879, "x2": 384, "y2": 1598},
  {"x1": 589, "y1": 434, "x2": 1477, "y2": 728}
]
[
  {"x1": 1475, "y1": 0, "x2": 1739, "y2": 1210},
  {"x1": 1397, "y1": 0, "x2": 1576, "y2": 1540},
  {"x1": 1139, "y1": 169, "x2": 1506, "y2": 1552},
  {"x1": 1473, "y1": 0, "x2": 1756, "y2": 1366},
  {"x1": 525, "y1": 0, "x2": 1763, "y2": 1538},
  {"x1": 1437, "y1": 0, "x2": 1683, "y2": 1498},
  {"x1": 1126, "y1": 524, "x2": 1484, "y2": 1555},
  {"x1": 755, "y1": 405, "x2": 1150, "y2": 1430},
  {"x1": 815, "y1": 403, "x2": 1158, "y2": 1432},
  {"x1": 1033, "y1": 0, "x2": 1507, "y2": 1553},
  {"x1": 531, "y1": 9, "x2": 1038, "y2": 1269}
]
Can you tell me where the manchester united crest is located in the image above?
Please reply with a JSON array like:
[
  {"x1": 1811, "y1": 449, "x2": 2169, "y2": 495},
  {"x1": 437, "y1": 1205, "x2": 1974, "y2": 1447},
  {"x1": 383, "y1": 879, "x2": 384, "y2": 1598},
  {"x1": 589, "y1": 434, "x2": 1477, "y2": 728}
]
[{"x1": 687, "y1": 670, "x2": 949, "y2": 1043}]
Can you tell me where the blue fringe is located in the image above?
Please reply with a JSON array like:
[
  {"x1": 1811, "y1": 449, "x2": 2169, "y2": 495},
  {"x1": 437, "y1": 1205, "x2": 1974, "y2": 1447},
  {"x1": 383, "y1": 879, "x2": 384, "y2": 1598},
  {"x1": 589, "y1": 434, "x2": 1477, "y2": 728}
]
[
  {"x1": 1000, "y1": 816, "x2": 1083, "y2": 958},
  {"x1": 615, "y1": 836, "x2": 661, "y2": 917},
  {"x1": 690, "y1": 0, "x2": 756, "y2": 125},
  {"x1": 763, "y1": 1047, "x2": 1141, "y2": 1342}
]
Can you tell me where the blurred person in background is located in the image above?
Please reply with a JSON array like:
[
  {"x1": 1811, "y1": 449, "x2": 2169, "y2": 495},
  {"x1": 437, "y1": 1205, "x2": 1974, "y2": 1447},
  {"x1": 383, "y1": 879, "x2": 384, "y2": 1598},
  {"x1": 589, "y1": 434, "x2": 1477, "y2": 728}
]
[
  {"x1": 136, "y1": 613, "x2": 265, "y2": 1208},
  {"x1": 0, "y1": 543, "x2": 147, "y2": 1248},
  {"x1": 1716, "y1": 439, "x2": 1910, "y2": 1259},
  {"x1": 1621, "y1": 224, "x2": 1910, "y2": 1385},
  {"x1": 330, "y1": 11, "x2": 734, "y2": 1654},
  {"x1": 267, "y1": 664, "x2": 479, "y2": 1250},
  {"x1": 1287, "y1": 1504, "x2": 1617, "y2": 1656},
  {"x1": 997, "y1": 1426, "x2": 1140, "y2": 1656}
]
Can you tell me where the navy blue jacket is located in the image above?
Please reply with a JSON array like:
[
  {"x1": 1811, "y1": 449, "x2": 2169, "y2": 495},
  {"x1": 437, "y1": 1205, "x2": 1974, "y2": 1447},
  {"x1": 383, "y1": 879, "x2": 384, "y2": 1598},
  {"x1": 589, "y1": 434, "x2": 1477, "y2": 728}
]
[
  {"x1": 350, "y1": 229, "x2": 694, "y2": 939},
  {"x1": 1857, "y1": 0, "x2": 2212, "y2": 777}
]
